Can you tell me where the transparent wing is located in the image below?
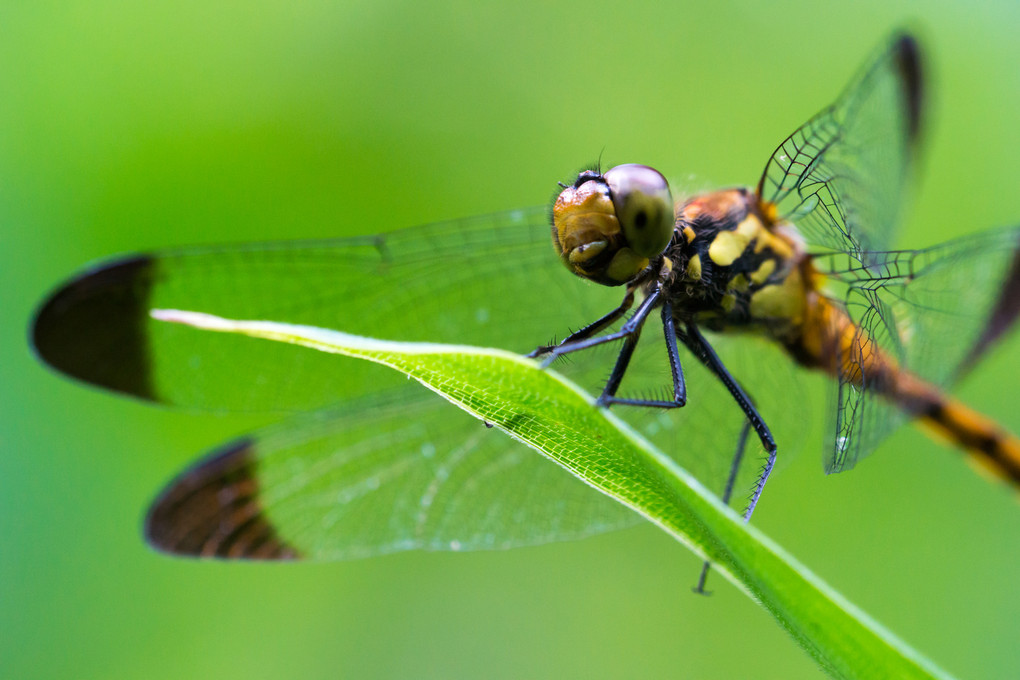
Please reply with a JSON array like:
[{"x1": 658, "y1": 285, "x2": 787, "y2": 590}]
[
  {"x1": 819, "y1": 226, "x2": 1020, "y2": 472},
  {"x1": 756, "y1": 34, "x2": 922, "y2": 261},
  {"x1": 34, "y1": 207, "x2": 622, "y2": 412},
  {"x1": 145, "y1": 392, "x2": 641, "y2": 560}
]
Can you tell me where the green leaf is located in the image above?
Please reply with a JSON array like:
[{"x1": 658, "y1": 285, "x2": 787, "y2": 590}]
[{"x1": 153, "y1": 309, "x2": 952, "y2": 680}]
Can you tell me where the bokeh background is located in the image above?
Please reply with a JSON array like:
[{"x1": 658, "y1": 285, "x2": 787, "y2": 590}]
[{"x1": 3, "y1": 1, "x2": 1018, "y2": 678}]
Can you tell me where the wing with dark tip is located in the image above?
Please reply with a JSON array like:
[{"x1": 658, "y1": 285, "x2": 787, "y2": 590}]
[
  {"x1": 144, "y1": 394, "x2": 640, "y2": 560},
  {"x1": 32, "y1": 208, "x2": 620, "y2": 413},
  {"x1": 757, "y1": 34, "x2": 923, "y2": 262}
]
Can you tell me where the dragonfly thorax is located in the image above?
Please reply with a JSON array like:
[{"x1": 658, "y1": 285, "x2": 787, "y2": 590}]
[{"x1": 660, "y1": 188, "x2": 808, "y2": 341}]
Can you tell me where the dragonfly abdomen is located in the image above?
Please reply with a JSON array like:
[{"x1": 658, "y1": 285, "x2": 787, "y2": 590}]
[
  {"x1": 793, "y1": 295, "x2": 1020, "y2": 485},
  {"x1": 914, "y1": 388, "x2": 1020, "y2": 485}
]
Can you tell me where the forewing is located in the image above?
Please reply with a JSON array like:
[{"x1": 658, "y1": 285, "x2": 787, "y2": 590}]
[
  {"x1": 820, "y1": 226, "x2": 1020, "y2": 472},
  {"x1": 756, "y1": 34, "x2": 922, "y2": 261},
  {"x1": 33, "y1": 207, "x2": 622, "y2": 412}
]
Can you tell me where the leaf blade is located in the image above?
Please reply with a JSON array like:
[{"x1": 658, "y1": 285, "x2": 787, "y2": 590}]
[{"x1": 152, "y1": 309, "x2": 952, "y2": 680}]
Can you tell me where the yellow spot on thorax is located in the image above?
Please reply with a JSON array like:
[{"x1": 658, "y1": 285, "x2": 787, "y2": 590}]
[
  {"x1": 749, "y1": 267, "x2": 806, "y2": 324},
  {"x1": 708, "y1": 230, "x2": 749, "y2": 267},
  {"x1": 686, "y1": 253, "x2": 702, "y2": 280},
  {"x1": 736, "y1": 215, "x2": 760, "y2": 239},
  {"x1": 750, "y1": 259, "x2": 776, "y2": 285},
  {"x1": 727, "y1": 273, "x2": 749, "y2": 294},
  {"x1": 707, "y1": 215, "x2": 764, "y2": 267}
]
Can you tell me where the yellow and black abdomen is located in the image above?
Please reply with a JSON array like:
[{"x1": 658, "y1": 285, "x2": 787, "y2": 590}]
[{"x1": 791, "y1": 290, "x2": 1020, "y2": 486}]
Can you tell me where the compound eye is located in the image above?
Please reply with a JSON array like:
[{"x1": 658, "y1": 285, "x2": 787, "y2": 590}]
[{"x1": 604, "y1": 164, "x2": 674, "y2": 258}]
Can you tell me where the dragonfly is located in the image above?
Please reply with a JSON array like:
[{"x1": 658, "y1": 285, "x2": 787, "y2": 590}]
[{"x1": 32, "y1": 33, "x2": 1020, "y2": 564}]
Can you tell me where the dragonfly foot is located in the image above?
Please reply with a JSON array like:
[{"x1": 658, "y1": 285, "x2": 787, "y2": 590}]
[{"x1": 525, "y1": 345, "x2": 554, "y2": 359}]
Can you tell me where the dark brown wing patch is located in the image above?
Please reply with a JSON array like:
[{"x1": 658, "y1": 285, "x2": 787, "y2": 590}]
[
  {"x1": 963, "y1": 244, "x2": 1020, "y2": 372},
  {"x1": 892, "y1": 34, "x2": 924, "y2": 141},
  {"x1": 145, "y1": 439, "x2": 298, "y2": 560},
  {"x1": 32, "y1": 256, "x2": 157, "y2": 400}
]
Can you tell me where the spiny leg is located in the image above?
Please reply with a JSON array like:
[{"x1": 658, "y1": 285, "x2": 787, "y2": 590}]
[
  {"x1": 680, "y1": 323, "x2": 777, "y2": 521},
  {"x1": 527, "y1": 290, "x2": 635, "y2": 359},
  {"x1": 535, "y1": 288, "x2": 662, "y2": 368},
  {"x1": 598, "y1": 301, "x2": 686, "y2": 408},
  {"x1": 692, "y1": 415, "x2": 753, "y2": 595}
]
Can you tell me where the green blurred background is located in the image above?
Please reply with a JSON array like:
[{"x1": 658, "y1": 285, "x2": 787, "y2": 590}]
[{"x1": 3, "y1": 1, "x2": 1018, "y2": 678}]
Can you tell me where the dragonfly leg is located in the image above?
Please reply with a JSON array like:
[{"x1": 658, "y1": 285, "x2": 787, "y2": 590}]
[
  {"x1": 533, "y1": 288, "x2": 661, "y2": 368},
  {"x1": 680, "y1": 323, "x2": 777, "y2": 521},
  {"x1": 526, "y1": 290, "x2": 635, "y2": 358},
  {"x1": 693, "y1": 416, "x2": 753, "y2": 595},
  {"x1": 598, "y1": 300, "x2": 687, "y2": 408}
]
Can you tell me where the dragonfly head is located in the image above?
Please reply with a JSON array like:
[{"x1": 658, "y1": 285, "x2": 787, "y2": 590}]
[{"x1": 551, "y1": 164, "x2": 674, "y2": 286}]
